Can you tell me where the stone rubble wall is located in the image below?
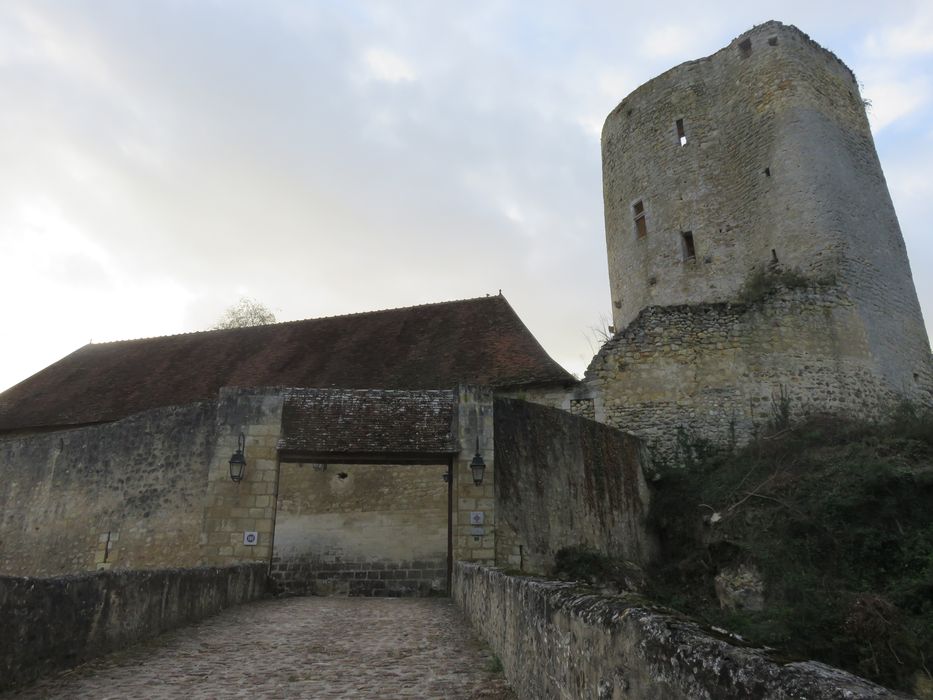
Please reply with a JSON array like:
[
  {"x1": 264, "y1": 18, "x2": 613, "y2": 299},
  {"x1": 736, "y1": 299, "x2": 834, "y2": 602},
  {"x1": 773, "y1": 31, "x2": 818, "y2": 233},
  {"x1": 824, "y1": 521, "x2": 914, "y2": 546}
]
[
  {"x1": 584, "y1": 284, "x2": 921, "y2": 468},
  {"x1": 493, "y1": 398, "x2": 654, "y2": 572},
  {"x1": 0, "y1": 563, "x2": 268, "y2": 692},
  {"x1": 453, "y1": 563, "x2": 909, "y2": 700}
]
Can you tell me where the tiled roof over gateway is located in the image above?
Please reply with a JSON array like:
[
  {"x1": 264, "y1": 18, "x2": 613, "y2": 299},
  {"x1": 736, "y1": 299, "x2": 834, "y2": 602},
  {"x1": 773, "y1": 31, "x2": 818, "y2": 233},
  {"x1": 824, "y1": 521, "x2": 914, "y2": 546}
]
[
  {"x1": 279, "y1": 389, "x2": 458, "y2": 457},
  {"x1": 0, "y1": 295, "x2": 575, "y2": 433}
]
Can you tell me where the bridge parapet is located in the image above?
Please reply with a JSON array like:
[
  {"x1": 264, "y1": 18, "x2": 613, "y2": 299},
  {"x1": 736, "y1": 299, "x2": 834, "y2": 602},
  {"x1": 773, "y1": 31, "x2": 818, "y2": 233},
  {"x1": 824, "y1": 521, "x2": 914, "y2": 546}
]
[{"x1": 0, "y1": 563, "x2": 267, "y2": 692}]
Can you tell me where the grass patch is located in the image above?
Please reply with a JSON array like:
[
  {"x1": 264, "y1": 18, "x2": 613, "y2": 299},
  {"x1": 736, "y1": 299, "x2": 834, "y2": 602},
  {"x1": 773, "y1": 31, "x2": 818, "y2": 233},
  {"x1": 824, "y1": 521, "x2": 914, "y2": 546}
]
[{"x1": 485, "y1": 654, "x2": 504, "y2": 673}]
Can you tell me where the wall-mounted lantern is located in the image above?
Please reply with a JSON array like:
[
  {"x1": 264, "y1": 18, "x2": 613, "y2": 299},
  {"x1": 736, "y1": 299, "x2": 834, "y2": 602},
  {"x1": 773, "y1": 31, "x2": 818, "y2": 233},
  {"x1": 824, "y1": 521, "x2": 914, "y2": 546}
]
[
  {"x1": 229, "y1": 433, "x2": 246, "y2": 483},
  {"x1": 469, "y1": 438, "x2": 486, "y2": 486}
]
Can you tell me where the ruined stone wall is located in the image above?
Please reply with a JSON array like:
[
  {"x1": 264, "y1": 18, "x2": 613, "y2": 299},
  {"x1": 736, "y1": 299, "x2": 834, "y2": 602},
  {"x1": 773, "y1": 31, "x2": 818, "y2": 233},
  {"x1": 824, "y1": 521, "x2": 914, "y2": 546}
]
[
  {"x1": 454, "y1": 563, "x2": 904, "y2": 700},
  {"x1": 0, "y1": 563, "x2": 267, "y2": 691},
  {"x1": 493, "y1": 398, "x2": 654, "y2": 572},
  {"x1": 585, "y1": 285, "x2": 903, "y2": 467},
  {"x1": 270, "y1": 462, "x2": 448, "y2": 596},
  {"x1": 0, "y1": 403, "x2": 216, "y2": 576},
  {"x1": 603, "y1": 21, "x2": 931, "y2": 409}
]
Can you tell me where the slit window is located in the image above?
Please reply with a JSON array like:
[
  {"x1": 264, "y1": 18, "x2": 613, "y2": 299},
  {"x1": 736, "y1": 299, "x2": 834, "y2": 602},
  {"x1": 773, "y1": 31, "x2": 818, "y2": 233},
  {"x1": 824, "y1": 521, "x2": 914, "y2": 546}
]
[
  {"x1": 681, "y1": 231, "x2": 696, "y2": 260},
  {"x1": 676, "y1": 119, "x2": 687, "y2": 146},
  {"x1": 633, "y1": 200, "x2": 647, "y2": 238}
]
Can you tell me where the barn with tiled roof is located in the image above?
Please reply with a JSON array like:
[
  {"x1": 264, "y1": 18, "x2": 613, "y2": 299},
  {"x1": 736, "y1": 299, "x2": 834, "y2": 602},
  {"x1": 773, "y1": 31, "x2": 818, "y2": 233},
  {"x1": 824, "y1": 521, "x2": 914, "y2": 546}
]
[
  {"x1": 0, "y1": 294, "x2": 590, "y2": 595},
  {"x1": 0, "y1": 294, "x2": 575, "y2": 435}
]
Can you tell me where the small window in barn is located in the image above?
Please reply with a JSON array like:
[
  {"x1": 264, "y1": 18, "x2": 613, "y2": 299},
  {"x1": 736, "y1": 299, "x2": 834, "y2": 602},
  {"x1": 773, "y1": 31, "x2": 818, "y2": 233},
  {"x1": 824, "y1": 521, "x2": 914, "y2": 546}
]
[
  {"x1": 676, "y1": 118, "x2": 687, "y2": 146},
  {"x1": 739, "y1": 37, "x2": 752, "y2": 57},
  {"x1": 633, "y1": 200, "x2": 648, "y2": 238},
  {"x1": 681, "y1": 231, "x2": 696, "y2": 261}
]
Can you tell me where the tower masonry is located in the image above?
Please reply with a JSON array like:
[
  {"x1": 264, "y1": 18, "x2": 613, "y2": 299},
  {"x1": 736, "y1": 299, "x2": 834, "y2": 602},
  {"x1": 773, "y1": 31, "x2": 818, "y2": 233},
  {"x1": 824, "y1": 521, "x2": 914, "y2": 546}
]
[{"x1": 585, "y1": 21, "x2": 933, "y2": 465}]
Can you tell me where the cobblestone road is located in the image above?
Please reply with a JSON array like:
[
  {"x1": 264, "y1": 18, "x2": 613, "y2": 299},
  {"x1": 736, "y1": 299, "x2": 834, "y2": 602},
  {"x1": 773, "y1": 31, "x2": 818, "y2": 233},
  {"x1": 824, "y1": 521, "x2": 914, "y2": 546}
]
[{"x1": 6, "y1": 598, "x2": 515, "y2": 699}]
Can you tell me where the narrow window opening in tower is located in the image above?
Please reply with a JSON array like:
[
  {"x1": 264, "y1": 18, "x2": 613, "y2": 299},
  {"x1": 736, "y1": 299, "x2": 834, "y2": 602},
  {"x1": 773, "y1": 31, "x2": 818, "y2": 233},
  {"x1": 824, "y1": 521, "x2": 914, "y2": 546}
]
[
  {"x1": 771, "y1": 249, "x2": 779, "y2": 263},
  {"x1": 682, "y1": 232, "x2": 696, "y2": 261},
  {"x1": 764, "y1": 167, "x2": 771, "y2": 177},
  {"x1": 739, "y1": 37, "x2": 752, "y2": 57},
  {"x1": 633, "y1": 201, "x2": 648, "y2": 238},
  {"x1": 676, "y1": 119, "x2": 687, "y2": 146},
  {"x1": 768, "y1": 36, "x2": 778, "y2": 46}
]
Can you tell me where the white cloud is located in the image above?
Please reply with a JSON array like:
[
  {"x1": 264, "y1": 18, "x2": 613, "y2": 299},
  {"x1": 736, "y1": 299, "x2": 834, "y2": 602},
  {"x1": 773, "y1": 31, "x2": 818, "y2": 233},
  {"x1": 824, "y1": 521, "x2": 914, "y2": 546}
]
[
  {"x1": 362, "y1": 47, "x2": 416, "y2": 83},
  {"x1": 864, "y1": 13, "x2": 933, "y2": 58},
  {"x1": 638, "y1": 22, "x2": 719, "y2": 61},
  {"x1": 863, "y1": 75, "x2": 931, "y2": 131}
]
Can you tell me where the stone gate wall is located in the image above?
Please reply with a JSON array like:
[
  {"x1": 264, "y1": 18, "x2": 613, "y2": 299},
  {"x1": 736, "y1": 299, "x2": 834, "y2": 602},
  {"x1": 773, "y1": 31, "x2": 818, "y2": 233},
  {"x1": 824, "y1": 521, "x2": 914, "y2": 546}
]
[
  {"x1": 493, "y1": 398, "x2": 654, "y2": 572},
  {"x1": 270, "y1": 462, "x2": 448, "y2": 596}
]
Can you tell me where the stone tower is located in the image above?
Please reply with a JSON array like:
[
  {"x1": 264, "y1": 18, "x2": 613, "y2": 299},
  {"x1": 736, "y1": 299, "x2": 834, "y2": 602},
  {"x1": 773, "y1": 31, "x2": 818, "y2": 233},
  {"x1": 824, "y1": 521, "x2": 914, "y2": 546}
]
[{"x1": 586, "y1": 21, "x2": 932, "y2": 464}]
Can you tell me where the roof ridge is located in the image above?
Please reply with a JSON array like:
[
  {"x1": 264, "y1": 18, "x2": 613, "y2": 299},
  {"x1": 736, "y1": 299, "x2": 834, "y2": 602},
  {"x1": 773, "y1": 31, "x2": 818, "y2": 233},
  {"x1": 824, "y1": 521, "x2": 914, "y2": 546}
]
[{"x1": 87, "y1": 293, "x2": 508, "y2": 347}]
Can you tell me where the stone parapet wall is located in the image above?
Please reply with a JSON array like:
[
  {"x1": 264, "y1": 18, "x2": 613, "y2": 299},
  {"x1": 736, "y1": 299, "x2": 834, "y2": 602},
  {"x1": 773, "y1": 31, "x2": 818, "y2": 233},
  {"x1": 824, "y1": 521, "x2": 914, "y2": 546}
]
[
  {"x1": 0, "y1": 564, "x2": 267, "y2": 692},
  {"x1": 453, "y1": 563, "x2": 906, "y2": 700}
]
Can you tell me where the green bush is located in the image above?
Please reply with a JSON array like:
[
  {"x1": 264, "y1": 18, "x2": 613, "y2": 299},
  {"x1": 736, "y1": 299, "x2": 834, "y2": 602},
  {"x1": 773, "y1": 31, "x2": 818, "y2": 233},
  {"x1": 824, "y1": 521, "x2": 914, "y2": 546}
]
[{"x1": 646, "y1": 409, "x2": 933, "y2": 693}]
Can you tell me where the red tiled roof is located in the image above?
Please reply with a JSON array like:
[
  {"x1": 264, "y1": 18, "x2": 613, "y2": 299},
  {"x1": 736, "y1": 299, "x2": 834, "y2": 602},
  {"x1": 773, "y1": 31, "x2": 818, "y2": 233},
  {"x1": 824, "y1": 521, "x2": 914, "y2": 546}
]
[
  {"x1": 0, "y1": 295, "x2": 575, "y2": 433},
  {"x1": 279, "y1": 389, "x2": 458, "y2": 457}
]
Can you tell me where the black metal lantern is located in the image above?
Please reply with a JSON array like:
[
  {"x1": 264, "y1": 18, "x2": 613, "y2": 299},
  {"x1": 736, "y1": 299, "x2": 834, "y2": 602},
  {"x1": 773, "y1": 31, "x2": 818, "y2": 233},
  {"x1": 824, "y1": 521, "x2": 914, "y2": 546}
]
[
  {"x1": 229, "y1": 433, "x2": 246, "y2": 483},
  {"x1": 469, "y1": 438, "x2": 486, "y2": 486}
]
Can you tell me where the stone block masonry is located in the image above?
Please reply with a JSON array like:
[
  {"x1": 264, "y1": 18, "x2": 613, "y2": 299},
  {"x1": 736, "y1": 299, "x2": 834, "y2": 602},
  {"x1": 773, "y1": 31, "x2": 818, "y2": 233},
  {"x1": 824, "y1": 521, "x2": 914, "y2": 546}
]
[
  {"x1": 452, "y1": 386, "x2": 496, "y2": 564},
  {"x1": 0, "y1": 563, "x2": 267, "y2": 692},
  {"x1": 270, "y1": 461, "x2": 448, "y2": 596},
  {"x1": 454, "y1": 563, "x2": 907, "y2": 699},
  {"x1": 199, "y1": 387, "x2": 287, "y2": 567}
]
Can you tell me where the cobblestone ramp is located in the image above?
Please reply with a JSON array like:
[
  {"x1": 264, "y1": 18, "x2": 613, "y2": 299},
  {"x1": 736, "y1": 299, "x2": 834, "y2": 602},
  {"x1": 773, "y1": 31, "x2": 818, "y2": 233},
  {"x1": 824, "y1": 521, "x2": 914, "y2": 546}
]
[{"x1": 4, "y1": 598, "x2": 515, "y2": 699}]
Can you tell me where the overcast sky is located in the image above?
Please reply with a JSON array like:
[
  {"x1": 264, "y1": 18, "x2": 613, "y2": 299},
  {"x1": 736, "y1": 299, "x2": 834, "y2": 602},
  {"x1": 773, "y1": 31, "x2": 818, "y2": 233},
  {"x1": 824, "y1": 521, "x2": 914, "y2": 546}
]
[{"x1": 1, "y1": 1, "x2": 931, "y2": 391}]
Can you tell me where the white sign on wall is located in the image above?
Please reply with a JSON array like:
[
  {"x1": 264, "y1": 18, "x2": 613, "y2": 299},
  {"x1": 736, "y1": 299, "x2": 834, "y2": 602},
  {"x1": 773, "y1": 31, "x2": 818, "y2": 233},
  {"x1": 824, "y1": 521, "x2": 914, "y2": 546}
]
[
  {"x1": 470, "y1": 511, "x2": 485, "y2": 525},
  {"x1": 243, "y1": 531, "x2": 259, "y2": 546}
]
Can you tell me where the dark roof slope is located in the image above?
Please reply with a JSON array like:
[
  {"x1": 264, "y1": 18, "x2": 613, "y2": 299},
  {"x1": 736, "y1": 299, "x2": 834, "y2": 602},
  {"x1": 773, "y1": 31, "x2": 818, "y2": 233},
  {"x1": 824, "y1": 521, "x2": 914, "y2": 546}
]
[
  {"x1": 279, "y1": 389, "x2": 458, "y2": 457},
  {"x1": 0, "y1": 295, "x2": 575, "y2": 433}
]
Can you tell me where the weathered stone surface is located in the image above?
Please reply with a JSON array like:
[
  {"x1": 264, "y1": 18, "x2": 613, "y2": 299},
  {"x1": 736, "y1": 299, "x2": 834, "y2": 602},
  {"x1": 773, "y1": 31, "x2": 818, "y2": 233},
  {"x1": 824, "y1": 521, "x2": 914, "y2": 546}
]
[
  {"x1": 0, "y1": 401, "x2": 217, "y2": 576},
  {"x1": 271, "y1": 461, "x2": 448, "y2": 596},
  {"x1": 279, "y1": 388, "x2": 458, "y2": 456},
  {"x1": 5, "y1": 597, "x2": 514, "y2": 699},
  {"x1": 715, "y1": 564, "x2": 765, "y2": 611},
  {"x1": 588, "y1": 20, "x2": 933, "y2": 463},
  {"x1": 0, "y1": 563, "x2": 267, "y2": 692},
  {"x1": 454, "y1": 563, "x2": 910, "y2": 699},
  {"x1": 493, "y1": 398, "x2": 655, "y2": 573}
]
